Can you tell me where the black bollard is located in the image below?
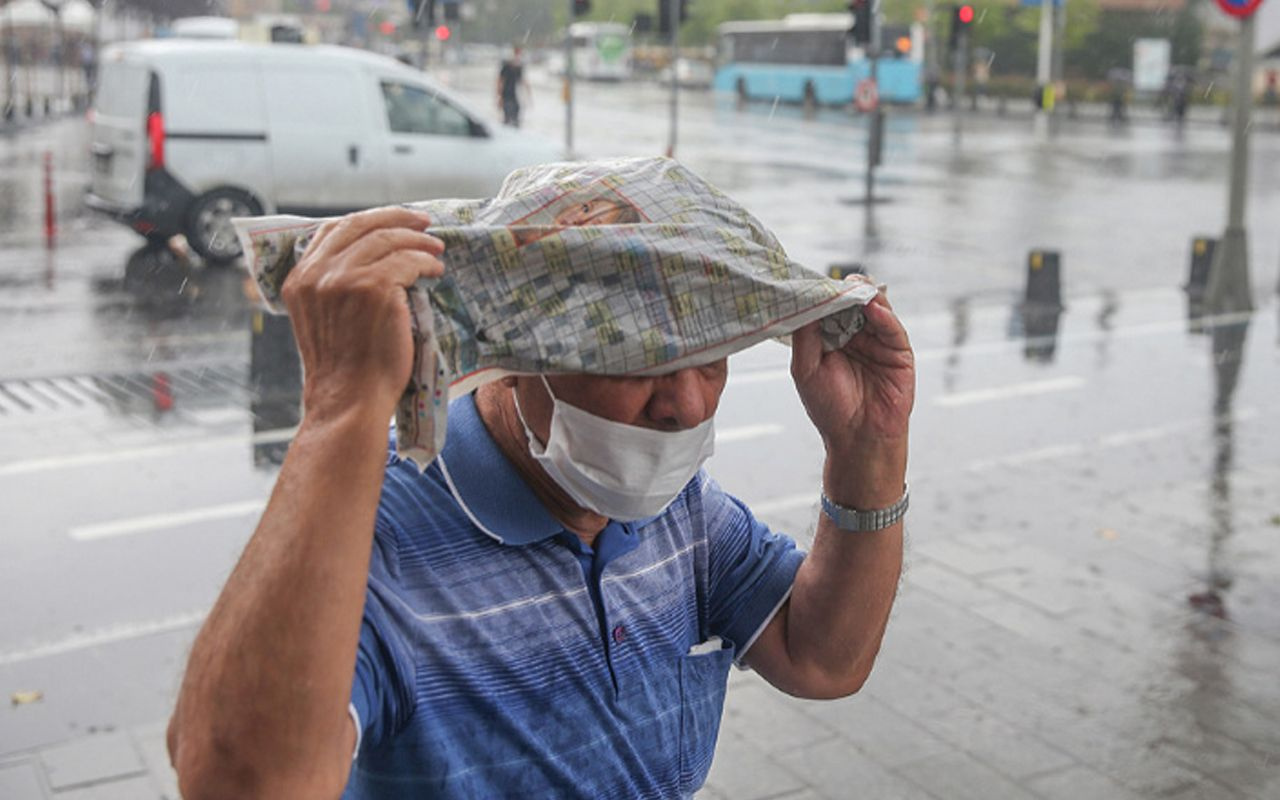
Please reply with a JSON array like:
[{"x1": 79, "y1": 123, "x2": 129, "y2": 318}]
[
  {"x1": 1024, "y1": 249, "x2": 1062, "y2": 309},
  {"x1": 1185, "y1": 236, "x2": 1217, "y2": 301}
]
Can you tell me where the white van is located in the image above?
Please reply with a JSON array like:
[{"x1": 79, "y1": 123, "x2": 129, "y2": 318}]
[{"x1": 88, "y1": 40, "x2": 562, "y2": 261}]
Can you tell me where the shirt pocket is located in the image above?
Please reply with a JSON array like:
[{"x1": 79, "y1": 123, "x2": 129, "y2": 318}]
[{"x1": 678, "y1": 646, "x2": 733, "y2": 795}]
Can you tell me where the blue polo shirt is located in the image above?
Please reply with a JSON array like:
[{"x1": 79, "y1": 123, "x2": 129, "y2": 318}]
[{"x1": 343, "y1": 393, "x2": 804, "y2": 799}]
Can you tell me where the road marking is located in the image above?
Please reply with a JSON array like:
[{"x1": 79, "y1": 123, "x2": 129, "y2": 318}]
[
  {"x1": 0, "y1": 610, "x2": 207, "y2": 666},
  {"x1": 935, "y1": 376, "x2": 1085, "y2": 407},
  {"x1": 70, "y1": 499, "x2": 267, "y2": 542},
  {"x1": 0, "y1": 427, "x2": 297, "y2": 477},
  {"x1": 963, "y1": 443, "x2": 1087, "y2": 473},
  {"x1": 718, "y1": 423, "x2": 785, "y2": 443}
]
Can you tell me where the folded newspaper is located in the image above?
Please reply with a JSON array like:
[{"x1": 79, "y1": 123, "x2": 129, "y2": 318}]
[{"x1": 234, "y1": 157, "x2": 877, "y2": 467}]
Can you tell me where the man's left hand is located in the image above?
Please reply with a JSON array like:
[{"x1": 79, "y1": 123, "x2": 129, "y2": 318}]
[{"x1": 790, "y1": 280, "x2": 915, "y2": 454}]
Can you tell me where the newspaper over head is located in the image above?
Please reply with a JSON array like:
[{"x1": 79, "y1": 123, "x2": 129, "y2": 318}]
[{"x1": 234, "y1": 157, "x2": 878, "y2": 468}]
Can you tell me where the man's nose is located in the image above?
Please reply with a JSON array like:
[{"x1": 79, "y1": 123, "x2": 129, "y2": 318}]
[{"x1": 646, "y1": 369, "x2": 715, "y2": 430}]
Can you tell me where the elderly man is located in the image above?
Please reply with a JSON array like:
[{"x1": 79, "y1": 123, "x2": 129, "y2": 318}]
[{"x1": 168, "y1": 175, "x2": 914, "y2": 798}]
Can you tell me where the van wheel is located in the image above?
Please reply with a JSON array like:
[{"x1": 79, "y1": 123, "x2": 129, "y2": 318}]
[{"x1": 185, "y1": 188, "x2": 263, "y2": 264}]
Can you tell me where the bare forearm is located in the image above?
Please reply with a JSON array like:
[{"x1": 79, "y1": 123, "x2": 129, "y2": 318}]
[
  {"x1": 170, "y1": 406, "x2": 389, "y2": 796},
  {"x1": 786, "y1": 436, "x2": 907, "y2": 694}
]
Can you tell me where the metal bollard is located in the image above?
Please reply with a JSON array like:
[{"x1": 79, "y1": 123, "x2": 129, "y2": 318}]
[
  {"x1": 1024, "y1": 249, "x2": 1062, "y2": 309},
  {"x1": 1184, "y1": 236, "x2": 1217, "y2": 300},
  {"x1": 44, "y1": 151, "x2": 56, "y2": 249}
]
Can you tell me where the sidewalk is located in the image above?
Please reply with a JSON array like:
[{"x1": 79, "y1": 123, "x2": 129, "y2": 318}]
[{"x1": 2, "y1": 287, "x2": 1277, "y2": 799}]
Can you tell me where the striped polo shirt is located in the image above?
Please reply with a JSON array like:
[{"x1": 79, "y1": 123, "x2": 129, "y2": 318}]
[{"x1": 343, "y1": 393, "x2": 804, "y2": 799}]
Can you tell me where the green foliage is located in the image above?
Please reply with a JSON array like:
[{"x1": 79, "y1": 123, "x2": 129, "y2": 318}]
[
  {"x1": 556, "y1": 0, "x2": 1201, "y2": 81},
  {"x1": 574, "y1": 0, "x2": 850, "y2": 45},
  {"x1": 1071, "y1": 3, "x2": 1204, "y2": 80},
  {"x1": 952, "y1": 0, "x2": 1099, "y2": 76}
]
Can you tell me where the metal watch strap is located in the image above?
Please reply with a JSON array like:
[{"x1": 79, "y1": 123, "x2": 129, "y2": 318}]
[{"x1": 820, "y1": 484, "x2": 910, "y2": 532}]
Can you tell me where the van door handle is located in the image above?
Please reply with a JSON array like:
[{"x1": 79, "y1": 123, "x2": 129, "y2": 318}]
[
  {"x1": 393, "y1": 144, "x2": 413, "y2": 155},
  {"x1": 348, "y1": 145, "x2": 359, "y2": 166}
]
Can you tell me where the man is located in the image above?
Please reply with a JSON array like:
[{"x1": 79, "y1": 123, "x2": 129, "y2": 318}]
[
  {"x1": 497, "y1": 46, "x2": 529, "y2": 127},
  {"x1": 168, "y1": 197, "x2": 914, "y2": 797}
]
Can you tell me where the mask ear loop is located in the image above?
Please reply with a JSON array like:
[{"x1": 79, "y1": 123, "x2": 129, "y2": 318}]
[{"x1": 512, "y1": 376, "x2": 553, "y2": 451}]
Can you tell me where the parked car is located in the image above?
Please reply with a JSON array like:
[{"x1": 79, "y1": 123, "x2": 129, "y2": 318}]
[
  {"x1": 87, "y1": 39, "x2": 563, "y2": 262},
  {"x1": 658, "y1": 58, "x2": 714, "y2": 90}
]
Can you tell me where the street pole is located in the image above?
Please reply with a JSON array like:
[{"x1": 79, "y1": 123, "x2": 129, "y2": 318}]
[
  {"x1": 564, "y1": 1, "x2": 574, "y2": 157},
  {"x1": 665, "y1": 0, "x2": 679, "y2": 158},
  {"x1": 924, "y1": 0, "x2": 938, "y2": 111},
  {"x1": 951, "y1": 28, "x2": 967, "y2": 111},
  {"x1": 2, "y1": 6, "x2": 12, "y2": 122},
  {"x1": 1205, "y1": 12, "x2": 1256, "y2": 315},
  {"x1": 1034, "y1": 0, "x2": 1054, "y2": 138},
  {"x1": 1052, "y1": 0, "x2": 1066, "y2": 90},
  {"x1": 863, "y1": 1, "x2": 880, "y2": 205}
]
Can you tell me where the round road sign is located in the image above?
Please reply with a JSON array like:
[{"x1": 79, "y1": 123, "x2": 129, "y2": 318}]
[
  {"x1": 855, "y1": 79, "x2": 879, "y2": 113},
  {"x1": 1214, "y1": 0, "x2": 1264, "y2": 18}
]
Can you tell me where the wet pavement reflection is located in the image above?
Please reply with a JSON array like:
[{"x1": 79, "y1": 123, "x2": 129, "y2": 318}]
[
  {"x1": 1, "y1": 88, "x2": 1278, "y2": 800},
  {"x1": 249, "y1": 309, "x2": 301, "y2": 469},
  {"x1": 1187, "y1": 319, "x2": 1249, "y2": 620}
]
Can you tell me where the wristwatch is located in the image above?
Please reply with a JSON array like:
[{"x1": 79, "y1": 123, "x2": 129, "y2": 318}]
[{"x1": 820, "y1": 484, "x2": 909, "y2": 532}]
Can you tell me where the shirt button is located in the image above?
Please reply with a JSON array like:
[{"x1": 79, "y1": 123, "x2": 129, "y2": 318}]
[{"x1": 612, "y1": 625, "x2": 626, "y2": 644}]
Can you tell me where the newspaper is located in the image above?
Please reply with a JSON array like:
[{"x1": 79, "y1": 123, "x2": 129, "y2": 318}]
[{"x1": 234, "y1": 157, "x2": 877, "y2": 467}]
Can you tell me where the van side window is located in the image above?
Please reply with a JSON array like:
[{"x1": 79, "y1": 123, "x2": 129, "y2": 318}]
[{"x1": 380, "y1": 81, "x2": 473, "y2": 137}]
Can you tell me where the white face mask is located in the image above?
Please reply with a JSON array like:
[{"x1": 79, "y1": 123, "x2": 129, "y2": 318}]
[{"x1": 512, "y1": 376, "x2": 715, "y2": 521}]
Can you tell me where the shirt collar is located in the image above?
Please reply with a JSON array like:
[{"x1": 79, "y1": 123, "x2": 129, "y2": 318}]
[{"x1": 436, "y1": 392, "x2": 566, "y2": 546}]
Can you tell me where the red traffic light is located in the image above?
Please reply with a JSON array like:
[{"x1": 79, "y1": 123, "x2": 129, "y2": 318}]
[
  {"x1": 958, "y1": 4, "x2": 975, "y2": 24},
  {"x1": 434, "y1": 24, "x2": 451, "y2": 40}
]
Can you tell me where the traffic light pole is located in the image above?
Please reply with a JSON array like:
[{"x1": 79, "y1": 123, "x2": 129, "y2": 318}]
[
  {"x1": 564, "y1": 0, "x2": 575, "y2": 157},
  {"x1": 863, "y1": 3, "x2": 881, "y2": 206},
  {"x1": 951, "y1": 29, "x2": 967, "y2": 111},
  {"x1": 666, "y1": 0, "x2": 679, "y2": 158},
  {"x1": 1034, "y1": 0, "x2": 1054, "y2": 138},
  {"x1": 1205, "y1": 12, "x2": 1256, "y2": 315}
]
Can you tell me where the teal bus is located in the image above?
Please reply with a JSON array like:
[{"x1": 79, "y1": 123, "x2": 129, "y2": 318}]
[{"x1": 714, "y1": 14, "x2": 922, "y2": 106}]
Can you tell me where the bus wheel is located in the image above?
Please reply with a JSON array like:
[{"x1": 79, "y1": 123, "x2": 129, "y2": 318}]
[{"x1": 735, "y1": 76, "x2": 748, "y2": 108}]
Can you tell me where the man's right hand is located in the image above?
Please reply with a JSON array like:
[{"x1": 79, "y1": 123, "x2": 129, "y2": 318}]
[{"x1": 281, "y1": 207, "x2": 444, "y2": 424}]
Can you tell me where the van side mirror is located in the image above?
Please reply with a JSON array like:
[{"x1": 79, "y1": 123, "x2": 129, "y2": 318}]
[{"x1": 468, "y1": 118, "x2": 490, "y2": 138}]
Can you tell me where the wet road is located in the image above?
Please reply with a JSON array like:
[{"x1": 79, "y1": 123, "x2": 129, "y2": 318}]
[{"x1": 1, "y1": 74, "x2": 1278, "y2": 798}]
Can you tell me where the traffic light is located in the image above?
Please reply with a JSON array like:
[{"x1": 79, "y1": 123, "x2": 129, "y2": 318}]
[
  {"x1": 657, "y1": 0, "x2": 689, "y2": 35},
  {"x1": 435, "y1": 24, "x2": 451, "y2": 41},
  {"x1": 848, "y1": 0, "x2": 871, "y2": 47},
  {"x1": 573, "y1": 0, "x2": 591, "y2": 16},
  {"x1": 949, "y1": 4, "x2": 974, "y2": 48}
]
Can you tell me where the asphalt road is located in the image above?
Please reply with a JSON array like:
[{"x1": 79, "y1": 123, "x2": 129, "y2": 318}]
[{"x1": 1, "y1": 70, "x2": 1278, "y2": 799}]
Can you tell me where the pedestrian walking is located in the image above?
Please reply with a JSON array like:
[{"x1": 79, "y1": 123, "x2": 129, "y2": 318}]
[{"x1": 497, "y1": 46, "x2": 529, "y2": 127}]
